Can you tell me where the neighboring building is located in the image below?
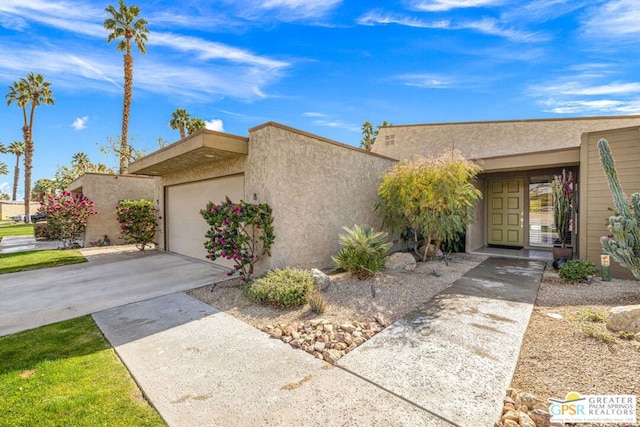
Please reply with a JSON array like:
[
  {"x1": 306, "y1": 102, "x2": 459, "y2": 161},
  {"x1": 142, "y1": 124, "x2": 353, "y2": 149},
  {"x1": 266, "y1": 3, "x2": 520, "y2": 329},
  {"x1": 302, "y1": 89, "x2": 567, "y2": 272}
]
[
  {"x1": 128, "y1": 122, "x2": 397, "y2": 271},
  {"x1": 373, "y1": 116, "x2": 640, "y2": 279},
  {"x1": 67, "y1": 173, "x2": 156, "y2": 246},
  {"x1": 0, "y1": 200, "x2": 41, "y2": 220}
]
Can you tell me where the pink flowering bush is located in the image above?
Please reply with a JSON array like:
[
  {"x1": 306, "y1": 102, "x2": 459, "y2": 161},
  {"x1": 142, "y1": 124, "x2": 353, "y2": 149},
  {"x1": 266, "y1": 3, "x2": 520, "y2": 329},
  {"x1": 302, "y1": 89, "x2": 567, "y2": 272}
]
[
  {"x1": 200, "y1": 197, "x2": 275, "y2": 282},
  {"x1": 41, "y1": 191, "x2": 98, "y2": 248},
  {"x1": 115, "y1": 199, "x2": 157, "y2": 251}
]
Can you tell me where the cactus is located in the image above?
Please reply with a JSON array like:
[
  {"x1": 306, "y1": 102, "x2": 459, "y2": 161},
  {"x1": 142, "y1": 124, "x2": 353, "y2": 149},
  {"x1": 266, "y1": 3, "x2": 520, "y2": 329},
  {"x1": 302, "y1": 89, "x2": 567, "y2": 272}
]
[{"x1": 598, "y1": 138, "x2": 640, "y2": 280}]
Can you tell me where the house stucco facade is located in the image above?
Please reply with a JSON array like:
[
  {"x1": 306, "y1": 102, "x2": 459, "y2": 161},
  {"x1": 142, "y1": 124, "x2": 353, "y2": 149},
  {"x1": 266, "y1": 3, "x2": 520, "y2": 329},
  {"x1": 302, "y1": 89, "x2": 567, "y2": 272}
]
[
  {"x1": 374, "y1": 115, "x2": 640, "y2": 279},
  {"x1": 68, "y1": 173, "x2": 156, "y2": 246},
  {"x1": 129, "y1": 123, "x2": 396, "y2": 272}
]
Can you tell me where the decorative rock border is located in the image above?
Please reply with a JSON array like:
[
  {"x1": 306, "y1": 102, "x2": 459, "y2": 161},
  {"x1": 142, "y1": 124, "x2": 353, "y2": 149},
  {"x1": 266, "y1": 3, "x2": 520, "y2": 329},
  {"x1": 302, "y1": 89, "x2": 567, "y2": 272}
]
[
  {"x1": 263, "y1": 314, "x2": 388, "y2": 364},
  {"x1": 495, "y1": 388, "x2": 563, "y2": 427}
]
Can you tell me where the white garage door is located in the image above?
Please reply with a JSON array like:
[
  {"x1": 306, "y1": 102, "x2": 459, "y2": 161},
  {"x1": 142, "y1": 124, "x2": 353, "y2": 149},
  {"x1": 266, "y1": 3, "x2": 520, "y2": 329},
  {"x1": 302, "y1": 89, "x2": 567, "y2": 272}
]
[{"x1": 166, "y1": 175, "x2": 244, "y2": 267}]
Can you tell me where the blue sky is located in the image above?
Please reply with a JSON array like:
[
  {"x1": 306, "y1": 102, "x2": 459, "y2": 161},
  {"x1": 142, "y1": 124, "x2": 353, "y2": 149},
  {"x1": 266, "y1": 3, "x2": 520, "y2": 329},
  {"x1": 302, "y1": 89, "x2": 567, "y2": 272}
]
[{"x1": 1, "y1": 0, "x2": 639, "y2": 198}]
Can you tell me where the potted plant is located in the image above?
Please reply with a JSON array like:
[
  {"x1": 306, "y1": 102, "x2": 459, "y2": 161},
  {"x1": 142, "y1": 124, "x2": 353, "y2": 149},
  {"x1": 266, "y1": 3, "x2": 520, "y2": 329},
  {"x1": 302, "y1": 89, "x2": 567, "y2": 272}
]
[{"x1": 552, "y1": 169, "x2": 574, "y2": 263}]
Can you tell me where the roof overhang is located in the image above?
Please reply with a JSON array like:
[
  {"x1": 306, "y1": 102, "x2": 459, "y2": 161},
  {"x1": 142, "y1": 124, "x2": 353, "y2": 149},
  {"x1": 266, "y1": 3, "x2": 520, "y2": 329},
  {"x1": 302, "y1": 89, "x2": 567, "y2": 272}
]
[
  {"x1": 129, "y1": 130, "x2": 248, "y2": 176},
  {"x1": 476, "y1": 147, "x2": 580, "y2": 173}
]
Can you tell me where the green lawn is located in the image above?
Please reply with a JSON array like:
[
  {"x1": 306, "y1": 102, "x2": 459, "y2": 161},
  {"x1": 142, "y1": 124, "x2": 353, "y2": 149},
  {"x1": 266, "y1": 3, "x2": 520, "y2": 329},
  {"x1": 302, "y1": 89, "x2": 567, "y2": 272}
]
[
  {"x1": 0, "y1": 317, "x2": 165, "y2": 427},
  {"x1": 0, "y1": 250, "x2": 87, "y2": 274},
  {"x1": 0, "y1": 223, "x2": 34, "y2": 241}
]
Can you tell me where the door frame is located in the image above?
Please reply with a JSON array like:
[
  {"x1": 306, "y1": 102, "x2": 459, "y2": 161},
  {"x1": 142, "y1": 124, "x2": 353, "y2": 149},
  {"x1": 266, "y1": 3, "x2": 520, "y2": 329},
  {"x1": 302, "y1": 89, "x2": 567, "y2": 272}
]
[{"x1": 482, "y1": 167, "x2": 578, "y2": 250}]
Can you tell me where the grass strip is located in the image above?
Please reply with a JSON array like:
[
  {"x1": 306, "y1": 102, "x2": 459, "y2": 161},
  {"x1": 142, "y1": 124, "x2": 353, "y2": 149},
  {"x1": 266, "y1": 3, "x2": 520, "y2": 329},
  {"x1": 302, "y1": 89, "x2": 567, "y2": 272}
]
[
  {"x1": 0, "y1": 316, "x2": 165, "y2": 427},
  {"x1": 0, "y1": 249, "x2": 87, "y2": 274}
]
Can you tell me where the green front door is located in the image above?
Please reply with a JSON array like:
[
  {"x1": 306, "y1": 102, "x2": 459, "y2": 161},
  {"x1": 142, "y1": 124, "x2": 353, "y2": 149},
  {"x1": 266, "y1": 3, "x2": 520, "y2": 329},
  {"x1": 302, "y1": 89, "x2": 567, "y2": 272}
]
[{"x1": 488, "y1": 178, "x2": 524, "y2": 247}]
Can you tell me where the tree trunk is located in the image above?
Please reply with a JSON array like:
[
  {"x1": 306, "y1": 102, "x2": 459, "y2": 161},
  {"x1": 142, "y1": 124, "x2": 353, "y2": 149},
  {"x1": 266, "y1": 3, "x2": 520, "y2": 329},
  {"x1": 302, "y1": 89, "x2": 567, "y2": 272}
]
[
  {"x1": 23, "y1": 126, "x2": 33, "y2": 223},
  {"x1": 179, "y1": 126, "x2": 185, "y2": 139},
  {"x1": 120, "y1": 53, "x2": 133, "y2": 175},
  {"x1": 12, "y1": 154, "x2": 20, "y2": 201}
]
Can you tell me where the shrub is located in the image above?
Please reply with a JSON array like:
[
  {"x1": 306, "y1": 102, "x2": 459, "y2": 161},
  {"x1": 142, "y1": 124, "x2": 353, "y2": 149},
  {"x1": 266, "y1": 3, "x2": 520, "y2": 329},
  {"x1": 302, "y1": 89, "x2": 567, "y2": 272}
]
[
  {"x1": 201, "y1": 197, "x2": 275, "y2": 282},
  {"x1": 559, "y1": 260, "x2": 597, "y2": 282},
  {"x1": 309, "y1": 291, "x2": 327, "y2": 314},
  {"x1": 575, "y1": 308, "x2": 606, "y2": 323},
  {"x1": 332, "y1": 225, "x2": 392, "y2": 279},
  {"x1": 41, "y1": 191, "x2": 98, "y2": 248},
  {"x1": 115, "y1": 199, "x2": 157, "y2": 250},
  {"x1": 246, "y1": 268, "x2": 314, "y2": 308},
  {"x1": 34, "y1": 222, "x2": 56, "y2": 240}
]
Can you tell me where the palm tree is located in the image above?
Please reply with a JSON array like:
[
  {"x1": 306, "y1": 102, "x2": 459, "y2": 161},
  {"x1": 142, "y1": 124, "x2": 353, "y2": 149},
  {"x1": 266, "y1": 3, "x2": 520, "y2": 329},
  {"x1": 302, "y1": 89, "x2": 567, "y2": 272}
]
[
  {"x1": 104, "y1": 0, "x2": 149, "y2": 174},
  {"x1": 6, "y1": 73, "x2": 54, "y2": 222},
  {"x1": 0, "y1": 161, "x2": 7, "y2": 176},
  {"x1": 72, "y1": 152, "x2": 92, "y2": 172},
  {"x1": 7, "y1": 141, "x2": 25, "y2": 201},
  {"x1": 169, "y1": 108, "x2": 190, "y2": 139},
  {"x1": 187, "y1": 118, "x2": 206, "y2": 135}
]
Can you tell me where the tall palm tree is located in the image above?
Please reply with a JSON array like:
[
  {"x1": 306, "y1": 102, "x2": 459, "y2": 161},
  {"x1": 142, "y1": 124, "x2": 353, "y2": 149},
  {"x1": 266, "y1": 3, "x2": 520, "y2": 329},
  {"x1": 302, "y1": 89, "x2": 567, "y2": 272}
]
[
  {"x1": 104, "y1": 0, "x2": 149, "y2": 174},
  {"x1": 6, "y1": 73, "x2": 54, "y2": 222},
  {"x1": 7, "y1": 141, "x2": 25, "y2": 201},
  {"x1": 169, "y1": 108, "x2": 190, "y2": 139},
  {"x1": 72, "y1": 151, "x2": 92, "y2": 172},
  {"x1": 0, "y1": 143, "x2": 7, "y2": 181}
]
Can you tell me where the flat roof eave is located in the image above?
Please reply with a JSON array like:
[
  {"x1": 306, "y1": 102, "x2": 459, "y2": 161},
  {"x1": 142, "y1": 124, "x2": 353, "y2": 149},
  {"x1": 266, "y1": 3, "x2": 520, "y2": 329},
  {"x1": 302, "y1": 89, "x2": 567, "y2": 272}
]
[{"x1": 129, "y1": 130, "x2": 248, "y2": 176}]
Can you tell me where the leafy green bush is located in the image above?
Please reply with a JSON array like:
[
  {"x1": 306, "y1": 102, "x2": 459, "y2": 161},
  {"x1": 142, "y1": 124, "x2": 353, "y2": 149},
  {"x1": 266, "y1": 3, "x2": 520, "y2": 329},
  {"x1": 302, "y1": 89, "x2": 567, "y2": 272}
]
[
  {"x1": 332, "y1": 225, "x2": 392, "y2": 279},
  {"x1": 246, "y1": 268, "x2": 313, "y2": 308},
  {"x1": 559, "y1": 260, "x2": 597, "y2": 282},
  {"x1": 33, "y1": 222, "x2": 56, "y2": 240},
  {"x1": 116, "y1": 199, "x2": 157, "y2": 250}
]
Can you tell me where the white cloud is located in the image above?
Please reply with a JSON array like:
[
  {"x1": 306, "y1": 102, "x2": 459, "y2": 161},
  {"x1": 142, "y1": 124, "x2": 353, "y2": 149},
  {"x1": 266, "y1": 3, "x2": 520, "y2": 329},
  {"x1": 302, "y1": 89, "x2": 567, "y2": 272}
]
[
  {"x1": 533, "y1": 81, "x2": 640, "y2": 96},
  {"x1": 205, "y1": 119, "x2": 225, "y2": 132},
  {"x1": 259, "y1": 0, "x2": 342, "y2": 19},
  {"x1": 396, "y1": 73, "x2": 456, "y2": 88},
  {"x1": 582, "y1": 0, "x2": 640, "y2": 40},
  {"x1": 358, "y1": 11, "x2": 450, "y2": 28},
  {"x1": 312, "y1": 119, "x2": 360, "y2": 133},
  {"x1": 357, "y1": 11, "x2": 546, "y2": 42},
  {"x1": 303, "y1": 112, "x2": 327, "y2": 117},
  {"x1": 71, "y1": 116, "x2": 88, "y2": 130},
  {"x1": 410, "y1": 0, "x2": 505, "y2": 12}
]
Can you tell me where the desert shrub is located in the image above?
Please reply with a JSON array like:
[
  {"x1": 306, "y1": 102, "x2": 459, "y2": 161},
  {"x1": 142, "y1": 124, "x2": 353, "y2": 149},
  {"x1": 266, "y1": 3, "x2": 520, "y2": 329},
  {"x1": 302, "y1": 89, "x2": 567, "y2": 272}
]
[
  {"x1": 332, "y1": 225, "x2": 392, "y2": 279},
  {"x1": 34, "y1": 222, "x2": 56, "y2": 240},
  {"x1": 575, "y1": 308, "x2": 606, "y2": 323},
  {"x1": 309, "y1": 291, "x2": 327, "y2": 314},
  {"x1": 116, "y1": 199, "x2": 157, "y2": 250},
  {"x1": 246, "y1": 268, "x2": 313, "y2": 308},
  {"x1": 559, "y1": 260, "x2": 597, "y2": 282}
]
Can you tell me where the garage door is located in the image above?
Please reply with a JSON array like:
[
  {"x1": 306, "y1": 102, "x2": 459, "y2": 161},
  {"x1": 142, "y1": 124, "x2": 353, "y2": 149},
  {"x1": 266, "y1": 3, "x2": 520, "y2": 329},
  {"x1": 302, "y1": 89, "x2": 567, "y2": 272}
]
[{"x1": 166, "y1": 175, "x2": 244, "y2": 267}]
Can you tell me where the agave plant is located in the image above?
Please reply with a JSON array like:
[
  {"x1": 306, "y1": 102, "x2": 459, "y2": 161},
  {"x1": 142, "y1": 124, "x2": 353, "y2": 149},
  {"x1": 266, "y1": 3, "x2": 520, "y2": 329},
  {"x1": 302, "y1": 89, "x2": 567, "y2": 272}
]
[{"x1": 332, "y1": 224, "x2": 392, "y2": 279}]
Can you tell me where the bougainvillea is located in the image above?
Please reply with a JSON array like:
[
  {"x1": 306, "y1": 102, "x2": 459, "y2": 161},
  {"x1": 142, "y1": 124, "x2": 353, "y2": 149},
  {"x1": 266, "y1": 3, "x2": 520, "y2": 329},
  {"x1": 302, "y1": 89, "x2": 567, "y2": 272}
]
[
  {"x1": 200, "y1": 197, "x2": 275, "y2": 282},
  {"x1": 41, "y1": 191, "x2": 98, "y2": 248},
  {"x1": 115, "y1": 199, "x2": 157, "y2": 250}
]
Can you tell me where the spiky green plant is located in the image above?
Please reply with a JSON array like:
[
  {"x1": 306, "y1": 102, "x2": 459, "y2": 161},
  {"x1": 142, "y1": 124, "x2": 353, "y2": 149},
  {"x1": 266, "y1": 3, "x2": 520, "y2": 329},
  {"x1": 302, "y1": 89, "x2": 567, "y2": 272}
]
[
  {"x1": 598, "y1": 138, "x2": 640, "y2": 280},
  {"x1": 332, "y1": 225, "x2": 392, "y2": 279}
]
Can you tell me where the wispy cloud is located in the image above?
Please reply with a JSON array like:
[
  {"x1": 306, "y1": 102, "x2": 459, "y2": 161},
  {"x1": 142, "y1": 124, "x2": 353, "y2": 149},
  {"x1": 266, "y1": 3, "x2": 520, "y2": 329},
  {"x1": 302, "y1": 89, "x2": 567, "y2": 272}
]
[
  {"x1": 302, "y1": 112, "x2": 327, "y2": 117},
  {"x1": 395, "y1": 73, "x2": 457, "y2": 88},
  {"x1": 205, "y1": 119, "x2": 225, "y2": 132},
  {"x1": 358, "y1": 10, "x2": 450, "y2": 28},
  {"x1": 72, "y1": 116, "x2": 88, "y2": 130},
  {"x1": 358, "y1": 10, "x2": 547, "y2": 42},
  {"x1": 581, "y1": 0, "x2": 640, "y2": 40},
  {"x1": 501, "y1": 0, "x2": 588, "y2": 22},
  {"x1": 312, "y1": 119, "x2": 360, "y2": 133},
  {"x1": 529, "y1": 70, "x2": 640, "y2": 115},
  {"x1": 409, "y1": 0, "x2": 505, "y2": 12},
  {"x1": 258, "y1": 0, "x2": 342, "y2": 20}
]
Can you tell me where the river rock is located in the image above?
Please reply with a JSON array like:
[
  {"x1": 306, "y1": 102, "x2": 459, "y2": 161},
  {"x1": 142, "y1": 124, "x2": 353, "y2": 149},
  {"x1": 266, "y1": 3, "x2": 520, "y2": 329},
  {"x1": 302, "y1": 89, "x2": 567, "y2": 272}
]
[
  {"x1": 606, "y1": 304, "x2": 640, "y2": 333},
  {"x1": 385, "y1": 252, "x2": 417, "y2": 271},
  {"x1": 311, "y1": 268, "x2": 331, "y2": 291}
]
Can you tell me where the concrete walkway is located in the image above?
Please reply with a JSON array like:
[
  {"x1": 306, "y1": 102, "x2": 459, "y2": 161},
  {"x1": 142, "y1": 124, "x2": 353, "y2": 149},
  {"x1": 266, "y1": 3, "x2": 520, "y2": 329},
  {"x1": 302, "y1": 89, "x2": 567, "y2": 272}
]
[
  {"x1": 94, "y1": 257, "x2": 545, "y2": 427},
  {"x1": 0, "y1": 235, "x2": 60, "y2": 253}
]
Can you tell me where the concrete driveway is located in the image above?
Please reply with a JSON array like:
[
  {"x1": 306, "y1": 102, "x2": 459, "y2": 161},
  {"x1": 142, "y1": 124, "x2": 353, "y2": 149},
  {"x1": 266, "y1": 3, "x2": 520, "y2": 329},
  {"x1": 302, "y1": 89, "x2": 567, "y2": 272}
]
[{"x1": 0, "y1": 250, "x2": 228, "y2": 337}]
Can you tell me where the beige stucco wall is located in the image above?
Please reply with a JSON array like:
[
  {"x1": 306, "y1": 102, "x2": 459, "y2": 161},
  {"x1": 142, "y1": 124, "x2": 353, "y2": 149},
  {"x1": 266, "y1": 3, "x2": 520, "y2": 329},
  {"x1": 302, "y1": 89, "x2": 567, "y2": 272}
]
[
  {"x1": 68, "y1": 173, "x2": 155, "y2": 246},
  {"x1": 374, "y1": 116, "x2": 640, "y2": 161},
  {"x1": 0, "y1": 201, "x2": 41, "y2": 220},
  {"x1": 580, "y1": 126, "x2": 640, "y2": 280},
  {"x1": 246, "y1": 122, "x2": 398, "y2": 270},
  {"x1": 153, "y1": 156, "x2": 246, "y2": 251}
]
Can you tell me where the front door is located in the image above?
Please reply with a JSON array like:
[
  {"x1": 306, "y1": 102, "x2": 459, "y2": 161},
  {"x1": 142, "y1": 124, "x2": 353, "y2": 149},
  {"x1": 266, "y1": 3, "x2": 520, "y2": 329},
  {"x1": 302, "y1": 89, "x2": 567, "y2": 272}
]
[{"x1": 487, "y1": 178, "x2": 524, "y2": 247}]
